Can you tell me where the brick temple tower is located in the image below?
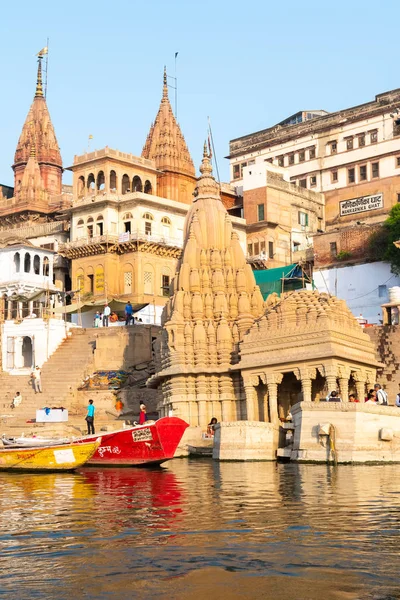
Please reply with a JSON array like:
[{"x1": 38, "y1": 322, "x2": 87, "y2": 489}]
[
  {"x1": 142, "y1": 68, "x2": 196, "y2": 205},
  {"x1": 12, "y1": 55, "x2": 63, "y2": 201}
]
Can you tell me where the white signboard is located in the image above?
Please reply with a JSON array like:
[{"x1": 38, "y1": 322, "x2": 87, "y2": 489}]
[
  {"x1": 53, "y1": 448, "x2": 75, "y2": 464},
  {"x1": 118, "y1": 232, "x2": 130, "y2": 243},
  {"x1": 340, "y1": 193, "x2": 383, "y2": 216}
]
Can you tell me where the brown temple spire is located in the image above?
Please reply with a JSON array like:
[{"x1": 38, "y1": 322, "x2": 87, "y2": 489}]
[
  {"x1": 13, "y1": 55, "x2": 63, "y2": 197},
  {"x1": 35, "y1": 57, "x2": 44, "y2": 98},
  {"x1": 142, "y1": 67, "x2": 196, "y2": 204}
]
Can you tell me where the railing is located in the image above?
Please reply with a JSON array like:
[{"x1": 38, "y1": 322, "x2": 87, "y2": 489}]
[{"x1": 61, "y1": 231, "x2": 183, "y2": 251}]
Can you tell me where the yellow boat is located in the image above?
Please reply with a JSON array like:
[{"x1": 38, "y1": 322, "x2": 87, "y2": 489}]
[{"x1": 0, "y1": 438, "x2": 101, "y2": 472}]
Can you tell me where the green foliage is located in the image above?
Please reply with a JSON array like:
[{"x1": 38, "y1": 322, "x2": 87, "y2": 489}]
[
  {"x1": 336, "y1": 250, "x2": 352, "y2": 261},
  {"x1": 369, "y1": 205, "x2": 400, "y2": 275}
]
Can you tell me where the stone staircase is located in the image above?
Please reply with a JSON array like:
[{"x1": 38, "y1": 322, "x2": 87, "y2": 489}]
[{"x1": 0, "y1": 328, "x2": 97, "y2": 433}]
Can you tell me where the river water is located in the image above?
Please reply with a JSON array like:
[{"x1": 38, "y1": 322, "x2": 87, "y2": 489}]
[{"x1": 0, "y1": 460, "x2": 399, "y2": 600}]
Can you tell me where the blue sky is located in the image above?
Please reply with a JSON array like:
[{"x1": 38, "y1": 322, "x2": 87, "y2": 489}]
[{"x1": 0, "y1": 0, "x2": 397, "y2": 186}]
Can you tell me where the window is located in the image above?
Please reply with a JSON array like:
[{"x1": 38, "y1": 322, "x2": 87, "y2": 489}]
[
  {"x1": 396, "y1": 157, "x2": 400, "y2": 167},
  {"x1": 359, "y1": 165, "x2": 367, "y2": 181},
  {"x1": 142, "y1": 212, "x2": 153, "y2": 220},
  {"x1": 309, "y1": 146, "x2": 316, "y2": 159},
  {"x1": 268, "y1": 241, "x2": 274, "y2": 259},
  {"x1": 257, "y1": 204, "x2": 265, "y2": 221},
  {"x1": 331, "y1": 170, "x2": 338, "y2": 183},
  {"x1": 372, "y1": 162, "x2": 379, "y2": 178},
  {"x1": 24, "y1": 253, "x2": 31, "y2": 273},
  {"x1": 278, "y1": 156, "x2": 284, "y2": 167},
  {"x1": 329, "y1": 141, "x2": 337, "y2": 154},
  {"x1": 299, "y1": 179, "x2": 307, "y2": 188},
  {"x1": 254, "y1": 241, "x2": 260, "y2": 256},
  {"x1": 348, "y1": 167, "x2": 355, "y2": 184},
  {"x1": 88, "y1": 274, "x2": 94, "y2": 294},
  {"x1": 124, "y1": 221, "x2": 131, "y2": 233},
  {"x1": 288, "y1": 153, "x2": 295, "y2": 165},
  {"x1": 145, "y1": 221, "x2": 152, "y2": 236},
  {"x1": 96, "y1": 215, "x2": 104, "y2": 236},
  {"x1": 310, "y1": 175, "x2": 317, "y2": 187},
  {"x1": 124, "y1": 271, "x2": 133, "y2": 295},
  {"x1": 346, "y1": 138, "x2": 353, "y2": 150},
  {"x1": 162, "y1": 275, "x2": 170, "y2": 297},
  {"x1": 14, "y1": 252, "x2": 20, "y2": 273},
  {"x1": 378, "y1": 284, "x2": 387, "y2": 298},
  {"x1": 358, "y1": 133, "x2": 365, "y2": 147},
  {"x1": 233, "y1": 164, "x2": 240, "y2": 179},
  {"x1": 330, "y1": 242, "x2": 337, "y2": 257},
  {"x1": 42, "y1": 257, "x2": 49, "y2": 277},
  {"x1": 260, "y1": 241, "x2": 266, "y2": 255},
  {"x1": 240, "y1": 162, "x2": 247, "y2": 177},
  {"x1": 398, "y1": 193, "x2": 400, "y2": 203},
  {"x1": 293, "y1": 241, "x2": 300, "y2": 252},
  {"x1": 370, "y1": 130, "x2": 378, "y2": 144},
  {"x1": 247, "y1": 243, "x2": 252, "y2": 256},
  {"x1": 298, "y1": 211, "x2": 309, "y2": 227},
  {"x1": 144, "y1": 271, "x2": 153, "y2": 295},
  {"x1": 298, "y1": 150, "x2": 305, "y2": 162},
  {"x1": 33, "y1": 255, "x2": 40, "y2": 275},
  {"x1": 87, "y1": 224, "x2": 94, "y2": 238}
]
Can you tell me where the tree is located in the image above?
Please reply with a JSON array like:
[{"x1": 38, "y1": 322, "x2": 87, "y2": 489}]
[{"x1": 369, "y1": 205, "x2": 400, "y2": 275}]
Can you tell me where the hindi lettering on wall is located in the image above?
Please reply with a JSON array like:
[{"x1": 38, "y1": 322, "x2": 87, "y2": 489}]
[{"x1": 339, "y1": 193, "x2": 383, "y2": 216}]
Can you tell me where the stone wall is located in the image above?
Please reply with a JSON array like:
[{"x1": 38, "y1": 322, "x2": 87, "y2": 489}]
[
  {"x1": 93, "y1": 325, "x2": 160, "y2": 371},
  {"x1": 367, "y1": 325, "x2": 400, "y2": 402},
  {"x1": 313, "y1": 224, "x2": 381, "y2": 267}
]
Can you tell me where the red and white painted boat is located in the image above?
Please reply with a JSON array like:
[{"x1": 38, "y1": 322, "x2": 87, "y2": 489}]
[{"x1": 81, "y1": 417, "x2": 189, "y2": 467}]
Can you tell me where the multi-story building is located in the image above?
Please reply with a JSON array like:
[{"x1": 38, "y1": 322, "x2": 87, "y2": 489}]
[
  {"x1": 228, "y1": 89, "x2": 400, "y2": 229},
  {"x1": 241, "y1": 162, "x2": 324, "y2": 269}
]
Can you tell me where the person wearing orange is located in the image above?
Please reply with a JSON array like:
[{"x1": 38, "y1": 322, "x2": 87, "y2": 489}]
[{"x1": 139, "y1": 403, "x2": 147, "y2": 425}]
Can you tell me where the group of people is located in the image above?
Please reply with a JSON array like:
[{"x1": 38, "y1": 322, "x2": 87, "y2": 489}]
[
  {"x1": 325, "y1": 383, "x2": 396, "y2": 405},
  {"x1": 93, "y1": 302, "x2": 144, "y2": 327}
]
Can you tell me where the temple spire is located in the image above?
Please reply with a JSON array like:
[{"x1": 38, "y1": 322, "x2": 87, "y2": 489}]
[
  {"x1": 35, "y1": 57, "x2": 44, "y2": 98},
  {"x1": 163, "y1": 66, "x2": 168, "y2": 100}
]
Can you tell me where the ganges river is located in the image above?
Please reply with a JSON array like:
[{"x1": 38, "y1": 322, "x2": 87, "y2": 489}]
[{"x1": 1, "y1": 461, "x2": 400, "y2": 600}]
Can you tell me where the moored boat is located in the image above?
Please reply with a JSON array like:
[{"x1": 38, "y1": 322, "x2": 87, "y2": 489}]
[
  {"x1": 1, "y1": 435, "x2": 70, "y2": 448},
  {"x1": 81, "y1": 416, "x2": 189, "y2": 467},
  {"x1": 0, "y1": 438, "x2": 100, "y2": 471}
]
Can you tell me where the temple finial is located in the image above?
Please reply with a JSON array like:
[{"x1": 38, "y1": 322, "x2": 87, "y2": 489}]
[
  {"x1": 35, "y1": 56, "x2": 44, "y2": 98},
  {"x1": 203, "y1": 141, "x2": 208, "y2": 158},
  {"x1": 163, "y1": 66, "x2": 168, "y2": 99}
]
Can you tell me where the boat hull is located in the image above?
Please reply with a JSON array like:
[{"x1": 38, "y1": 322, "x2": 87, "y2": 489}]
[
  {"x1": 0, "y1": 439, "x2": 100, "y2": 471},
  {"x1": 82, "y1": 417, "x2": 189, "y2": 467}
]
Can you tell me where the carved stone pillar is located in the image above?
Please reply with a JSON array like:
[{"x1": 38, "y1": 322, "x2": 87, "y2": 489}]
[
  {"x1": 353, "y1": 371, "x2": 367, "y2": 403},
  {"x1": 266, "y1": 373, "x2": 283, "y2": 426},
  {"x1": 259, "y1": 374, "x2": 270, "y2": 423},
  {"x1": 338, "y1": 366, "x2": 351, "y2": 402},
  {"x1": 324, "y1": 365, "x2": 338, "y2": 397},
  {"x1": 243, "y1": 375, "x2": 258, "y2": 421}
]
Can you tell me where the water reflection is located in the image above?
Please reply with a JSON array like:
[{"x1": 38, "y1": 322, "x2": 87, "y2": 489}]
[{"x1": 0, "y1": 461, "x2": 399, "y2": 599}]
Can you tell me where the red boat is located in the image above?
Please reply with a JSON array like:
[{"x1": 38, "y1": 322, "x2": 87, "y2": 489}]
[{"x1": 81, "y1": 417, "x2": 188, "y2": 467}]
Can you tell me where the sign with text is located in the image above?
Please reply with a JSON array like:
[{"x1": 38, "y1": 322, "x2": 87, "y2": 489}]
[{"x1": 340, "y1": 193, "x2": 383, "y2": 216}]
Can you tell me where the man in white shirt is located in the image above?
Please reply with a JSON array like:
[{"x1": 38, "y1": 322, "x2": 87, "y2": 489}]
[
  {"x1": 374, "y1": 383, "x2": 388, "y2": 406},
  {"x1": 103, "y1": 303, "x2": 111, "y2": 327},
  {"x1": 395, "y1": 384, "x2": 400, "y2": 408},
  {"x1": 32, "y1": 366, "x2": 42, "y2": 393},
  {"x1": 11, "y1": 391, "x2": 22, "y2": 409}
]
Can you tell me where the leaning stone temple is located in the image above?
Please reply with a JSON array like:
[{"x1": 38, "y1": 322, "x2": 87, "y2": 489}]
[{"x1": 150, "y1": 145, "x2": 265, "y2": 426}]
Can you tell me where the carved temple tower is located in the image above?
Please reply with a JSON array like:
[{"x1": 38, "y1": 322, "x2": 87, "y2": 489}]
[
  {"x1": 12, "y1": 56, "x2": 63, "y2": 203},
  {"x1": 150, "y1": 145, "x2": 265, "y2": 427},
  {"x1": 142, "y1": 68, "x2": 196, "y2": 205}
]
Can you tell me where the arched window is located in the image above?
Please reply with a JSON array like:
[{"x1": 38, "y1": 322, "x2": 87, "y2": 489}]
[
  {"x1": 144, "y1": 180, "x2": 152, "y2": 194},
  {"x1": 77, "y1": 219, "x2": 84, "y2": 239},
  {"x1": 253, "y1": 238, "x2": 260, "y2": 256},
  {"x1": 43, "y1": 257, "x2": 49, "y2": 277},
  {"x1": 123, "y1": 212, "x2": 133, "y2": 234},
  {"x1": 110, "y1": 170, "x2": 117, "y2": 191},
  {"x1": 14, "y1": 252, "x2": 20, "y2": 273},
  {"x1": 143, "y1": 266, "x2": 154, "y2": 295},
  {"x1": 87, "y1": 217, "x2": 94, "y2": 238},
  {"x1": 132, "y1": 176, "x2": 142, "y2": 192},
  {"x1": 161, "y1": 216, "x2": 171, "y2": 239},
  {"x1": 76, "y1": 270, "x2": 84, "y2": 292},
  {"x1": 161, "y1": 266, "x2": 171, "y2": 297},
  {"x1": 122, "y1": 174, "x2": 130, "y2": 194},
  {"x1": 142, "y1": 212, "x2": 153, "y2": 236},
  {"x1": 87, "y1": 173, "x2": 95, "y2": 191},
  {"x1": 96, "y1": 171, "x2": 105, "y2": 191},
  {"x1": 33, "y1": 255, "x2": 40, "y2": 275},
  {"x1": 24, "y1": 253, "x2": 31, "y2": 273},
  {"x1": 78, "y1": 176, "x2": 85, "y2": 196},
  {"x1": 96, "y1": 214, "x2": 104, "y2": 236}
]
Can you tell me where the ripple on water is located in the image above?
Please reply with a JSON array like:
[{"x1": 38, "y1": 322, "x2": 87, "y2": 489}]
[{"x1": 0, "y1": 462, "x2": 399, "y2": 599}]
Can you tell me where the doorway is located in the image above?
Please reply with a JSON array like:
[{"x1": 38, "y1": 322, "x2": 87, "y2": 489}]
[{"x1": 22, "y1": 336, "x2": 33, "y2": 368}]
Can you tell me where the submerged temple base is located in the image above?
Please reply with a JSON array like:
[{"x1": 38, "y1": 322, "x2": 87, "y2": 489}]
[
  {"x1": 281, "y1": 402, "x2": 400, "y2": 463},
  {"x1": 213, "y1": 421, "x2": 279, "y2": 461}
]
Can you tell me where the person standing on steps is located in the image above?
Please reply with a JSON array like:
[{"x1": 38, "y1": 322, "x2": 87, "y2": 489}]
[
  {"x1": 103, "y1": 303, "x2": 110, "y2": 327},
  {"x1": 86, "y1": 399, "x2": 95, "y2": 435},
  {"x1": 31, "y1": 366, "x2": 42, "y2": 393},
  {"x1": 125, "y1": 301, "x2": 133, "y2": 326}
]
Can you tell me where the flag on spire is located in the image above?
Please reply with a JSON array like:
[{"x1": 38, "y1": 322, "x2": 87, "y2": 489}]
[{"x1": 36, "y1": 47, "x2": 48, "y2": 57}]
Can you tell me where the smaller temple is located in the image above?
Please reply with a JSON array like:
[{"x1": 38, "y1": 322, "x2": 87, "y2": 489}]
[{"x1": 142, "y1": 68, "x2": 196, "y2": 205}]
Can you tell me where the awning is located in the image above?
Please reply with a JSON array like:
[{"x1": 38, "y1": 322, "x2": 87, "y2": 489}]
[
  {"x1": 254, "y1": 263, "x2": 313, "y2": 299},
  {"x1": 53, "y1": 299, "x2": 149, "y2": 315}
]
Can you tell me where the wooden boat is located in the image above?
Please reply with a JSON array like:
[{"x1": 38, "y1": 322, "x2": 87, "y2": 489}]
[
  {"x1": 2, "y1": 435, "x2": 70, "y2": 448},
  {"x1": 0, "y1": 438, "x2": 100, "y2": 471},
  {"x1": 80, "y1": 416, "x2": 189, "y2": 467}
]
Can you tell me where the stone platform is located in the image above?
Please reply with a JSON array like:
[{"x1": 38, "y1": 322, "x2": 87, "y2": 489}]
[
  {"x1": 213, "y1": 421, "x2": 279, "y2": 461},
  {"x1": 282, "y1": 401, "x2": 400, "y2": 463}
]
